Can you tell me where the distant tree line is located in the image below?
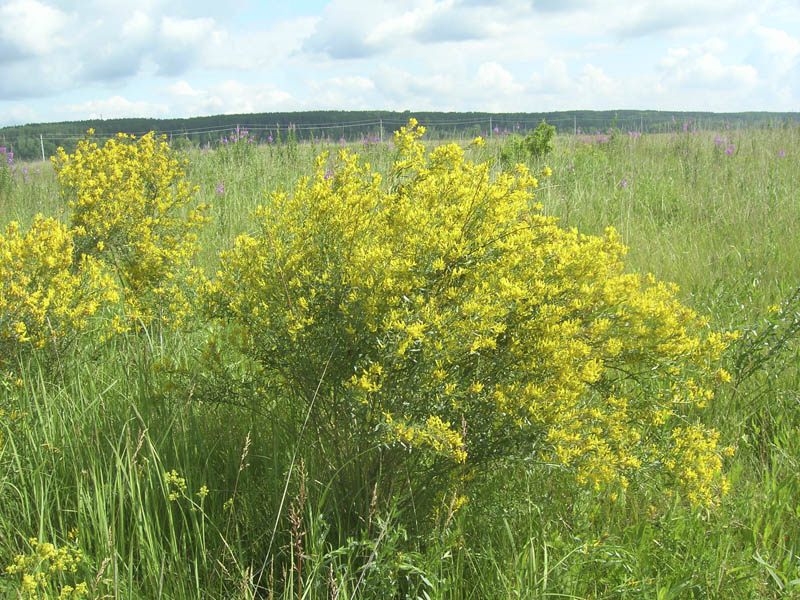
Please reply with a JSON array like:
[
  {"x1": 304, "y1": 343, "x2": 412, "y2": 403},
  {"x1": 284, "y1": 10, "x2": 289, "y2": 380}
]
[{"x1": 1, "y1": 109, "x2": 797, "y2": 161}]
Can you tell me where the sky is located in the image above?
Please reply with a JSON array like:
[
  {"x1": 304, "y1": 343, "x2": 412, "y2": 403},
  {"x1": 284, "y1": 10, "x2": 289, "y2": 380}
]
[{"x1": 0, "y1": 0, "x2": 799, "y2": 127}]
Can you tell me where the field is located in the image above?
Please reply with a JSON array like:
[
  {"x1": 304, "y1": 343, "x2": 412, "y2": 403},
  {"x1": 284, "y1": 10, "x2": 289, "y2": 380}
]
[{"x1": 1, "y1": 122, "x2": 799, "y2": 599}]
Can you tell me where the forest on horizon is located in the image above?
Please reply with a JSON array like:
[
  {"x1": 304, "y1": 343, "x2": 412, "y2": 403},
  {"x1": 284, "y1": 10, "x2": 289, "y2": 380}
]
[{"x1": 2, "y1": 108, "x2": 798, "y2": 161}]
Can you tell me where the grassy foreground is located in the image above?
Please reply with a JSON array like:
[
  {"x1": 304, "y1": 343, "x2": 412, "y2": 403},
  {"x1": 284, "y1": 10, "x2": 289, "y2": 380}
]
[{"x1": 1, "y1": 124, "x2": 799, "y2": 599}]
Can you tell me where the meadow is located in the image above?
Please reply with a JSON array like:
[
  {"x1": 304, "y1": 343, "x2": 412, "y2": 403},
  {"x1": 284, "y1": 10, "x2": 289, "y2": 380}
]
[{"x1": 0, "y1": 121, "x2": 799, "y2": 599}]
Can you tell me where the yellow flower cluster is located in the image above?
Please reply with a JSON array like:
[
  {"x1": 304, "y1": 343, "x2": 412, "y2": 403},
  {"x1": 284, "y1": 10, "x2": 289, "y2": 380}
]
[
  {"x1": 0, "y1": 216, "x2": 118, "y2": 382},
  {"x1": 164, "y1": 468, "x2": 188, "y2": 501},
  {"x1": 4, "y1": 537, "x2": 88, "y2": 599},
  {"x1": 384, "y1": 413, "x2": 467, "y2": 463},
  {"x1": 52, "y1": 131, "x2": 209, "y2": 329},
  {"x1": 205, "y1": 119, "x2": 733, "y2": 505},
  {"x1": 665, "y1": 424, "x2": 734, "y2": 505}
]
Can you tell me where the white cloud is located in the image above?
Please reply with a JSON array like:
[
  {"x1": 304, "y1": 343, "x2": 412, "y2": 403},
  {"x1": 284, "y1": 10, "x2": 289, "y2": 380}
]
[
  {"x1": 373, "y1": 66, "x2": 458, "y2": 109},
  {"x1": 304, "y1": 0, "x2": 513, "y2": 59},
  {"x1": 201, "y1": 16, "x2": 319, "y2": 71},
  {"x1": 160, "y1": 15, "x2": 216, "y2": 45},
  {"x1": 122, "y1": 10, "x2": 154, "y2": 41},
  {"x1": 165, "y1": 80, "x2": 294, "y2": 116},
  {"x1": 527, "y1": 58, "x2": 572, "y2": 102},
  {"x1": 475, "y1": 62, "x2": 523, "y2": 96},
  {"x1": 59, "y1": 96, "x2": 170, "y2": 120},
  {"x1": 659, "y1": 40, "x2": 758, "y2": 89},
  {"x1": 0, "y1": 103, "x2": 39, "y2": 126},
  {"x1": 577, "y1": 64, "x2": 618, "y2": 104},
  {"x1": 0, "y1": 0, "x2": 72, "y2": 60},
  {"x1": 306, "y1": 76, "x2": 377, "y2": 109},
  {"x1": 755, "y1": 26, "x2": 800, "y2": 72}
]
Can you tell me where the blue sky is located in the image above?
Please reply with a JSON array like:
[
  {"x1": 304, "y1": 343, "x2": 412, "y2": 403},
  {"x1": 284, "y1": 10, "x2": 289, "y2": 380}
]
[{"x1": 0, "y1": 0, "x2": 798, "y2": 126}]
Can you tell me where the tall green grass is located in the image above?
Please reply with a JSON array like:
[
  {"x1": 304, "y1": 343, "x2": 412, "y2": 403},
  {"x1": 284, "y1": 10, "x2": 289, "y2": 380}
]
[{"x1": 1, "y1": 125, "x2": 799, "y2": 598}]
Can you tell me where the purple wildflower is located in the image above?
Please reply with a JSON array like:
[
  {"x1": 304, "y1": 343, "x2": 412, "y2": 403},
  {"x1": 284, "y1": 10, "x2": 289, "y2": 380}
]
[
  {"x1": 324, "y1": 169, "x2": 334, "y2": 181},
  {"x1": 619, "y1": 178, "x2": 628, "y2": 189},
  {"x1": 725, "y1": 144, "x2": 735, "y2": 155},
  {"x1": 779, "y1": 150, "x2": 787, "y2": 157},
  {"x1": 493, "y1": 126, "x2": 499, "y2": 133},
  {"x1": 267, "y1": 135, "x2": 273, "y2": 143},
  {"x1": 216, "y1": 183, "x2": 224, "y2": 195}
]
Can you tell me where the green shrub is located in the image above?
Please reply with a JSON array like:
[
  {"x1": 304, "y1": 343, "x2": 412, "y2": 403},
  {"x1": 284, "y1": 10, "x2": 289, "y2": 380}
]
[{"x1": 500, "y1": 119, "x2": 557, "y2": 167}]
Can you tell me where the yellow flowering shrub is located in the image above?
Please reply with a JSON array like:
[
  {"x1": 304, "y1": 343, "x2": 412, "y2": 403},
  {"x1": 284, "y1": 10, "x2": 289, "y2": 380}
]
[
  {"x1": 205, "y1": 120, "x2": 733, "y2": 507},
  {"x1": 0, "y1": 215, "x2": 117, "y2": 383},
  {"x1": 52, "y1": 131, "x2": 209, "y2": 329},
  {"x1": 2, "y1": 537, "x2": 88, "y2": 600}
]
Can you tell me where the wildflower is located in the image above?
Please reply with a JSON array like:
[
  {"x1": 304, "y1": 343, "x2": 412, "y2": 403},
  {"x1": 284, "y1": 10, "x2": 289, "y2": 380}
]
[
  {"x1": 619, "y1": 178, "x2": 628, "y2": 188},
  {"x1": 779, "y1": 150, "x2": 786, "y2": 157},
  {"x1": 267, "y1": 135, "x2": 273, "y2": 143},
  {"x1": 725, "y1": 144, "x2": 735, "y2": 155},
  {"x1": 216, "y1": 182, "x2": 225, "y2": 195},
  {"x1": 324, "y1": 169, "x2": 334, "y2": 181}
]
